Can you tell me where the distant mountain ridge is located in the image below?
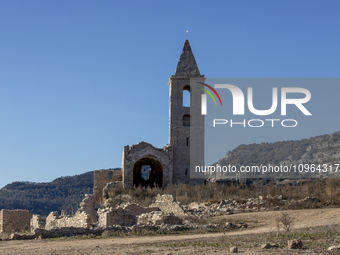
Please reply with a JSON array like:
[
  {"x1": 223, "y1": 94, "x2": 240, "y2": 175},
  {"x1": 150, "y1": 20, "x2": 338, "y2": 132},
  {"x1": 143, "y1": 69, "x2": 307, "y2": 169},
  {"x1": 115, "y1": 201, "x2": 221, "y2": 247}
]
[
  {"x1": 210, "y1": 130, "x2": 340, "y2": 179},
  {"x1": 1, "y1": 131, "x2": 340, "y2": 216},
  {"x1": 0, "y1": 171, "x2": 94, "y2": 216}
]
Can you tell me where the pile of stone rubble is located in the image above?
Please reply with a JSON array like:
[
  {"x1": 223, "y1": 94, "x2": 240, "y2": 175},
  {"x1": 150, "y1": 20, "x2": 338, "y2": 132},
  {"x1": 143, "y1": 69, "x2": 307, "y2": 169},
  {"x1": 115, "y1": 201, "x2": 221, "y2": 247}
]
[{"x1": 1, "y1": 193, "x2": 322, "y2": 240}]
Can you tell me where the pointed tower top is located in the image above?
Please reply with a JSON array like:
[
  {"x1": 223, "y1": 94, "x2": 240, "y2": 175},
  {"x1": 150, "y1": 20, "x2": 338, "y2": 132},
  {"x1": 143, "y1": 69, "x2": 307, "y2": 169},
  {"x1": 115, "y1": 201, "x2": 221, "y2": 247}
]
[{"x1": 173, "y1": 39, "x2": 202, "y2": 78}]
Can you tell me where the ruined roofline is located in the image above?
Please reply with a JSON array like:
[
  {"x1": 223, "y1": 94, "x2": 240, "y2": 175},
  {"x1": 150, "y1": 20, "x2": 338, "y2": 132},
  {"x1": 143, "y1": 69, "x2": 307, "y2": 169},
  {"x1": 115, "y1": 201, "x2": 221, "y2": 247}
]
[{"x1": 127, "y1": 141, "x2": 172, "y2": 152}]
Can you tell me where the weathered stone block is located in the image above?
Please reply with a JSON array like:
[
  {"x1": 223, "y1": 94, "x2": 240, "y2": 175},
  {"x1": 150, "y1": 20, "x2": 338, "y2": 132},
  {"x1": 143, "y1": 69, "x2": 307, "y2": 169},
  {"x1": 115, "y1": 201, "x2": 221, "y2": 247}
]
[{"x1": 0, "y1": 209, "x2": 32, "y2": 233}]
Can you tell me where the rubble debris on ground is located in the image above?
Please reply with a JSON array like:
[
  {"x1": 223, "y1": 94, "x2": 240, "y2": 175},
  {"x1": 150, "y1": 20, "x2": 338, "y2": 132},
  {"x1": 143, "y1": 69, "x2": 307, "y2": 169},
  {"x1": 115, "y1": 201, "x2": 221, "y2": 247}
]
[{"x1": 0, "y1": 192, "x2": 325, "y2": 241}]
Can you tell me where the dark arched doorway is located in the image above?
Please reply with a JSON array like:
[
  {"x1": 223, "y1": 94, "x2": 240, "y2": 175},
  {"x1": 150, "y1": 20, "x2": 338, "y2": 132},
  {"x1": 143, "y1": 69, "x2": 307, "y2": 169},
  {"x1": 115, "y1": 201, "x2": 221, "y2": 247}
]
[{"x1": 133, "y1": 158, "x2": 163, "y2": 188}]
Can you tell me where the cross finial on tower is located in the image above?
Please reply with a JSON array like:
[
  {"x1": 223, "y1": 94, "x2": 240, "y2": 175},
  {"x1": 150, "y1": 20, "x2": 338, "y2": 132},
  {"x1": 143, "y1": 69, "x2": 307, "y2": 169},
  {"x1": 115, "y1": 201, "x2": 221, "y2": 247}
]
[{"x1": 186, "y1": 30, "x2": 188, "y2": 39}]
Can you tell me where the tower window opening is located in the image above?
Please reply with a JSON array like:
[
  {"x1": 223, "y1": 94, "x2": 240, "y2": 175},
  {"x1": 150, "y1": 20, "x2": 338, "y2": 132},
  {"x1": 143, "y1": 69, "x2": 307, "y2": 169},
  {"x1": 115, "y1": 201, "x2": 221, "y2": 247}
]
[
  {"x1": 183, "y1": 114, "x2": 190, "y2": 126},
  {"x1": 183, "y1": 85, "x2": 191, "y2": 107},
  {"x1": 186, "y1": 137, "x2": 189, "y2": 146},
  {"x1": 185, "y1": 168, "x2": 188, "y2": 176}
]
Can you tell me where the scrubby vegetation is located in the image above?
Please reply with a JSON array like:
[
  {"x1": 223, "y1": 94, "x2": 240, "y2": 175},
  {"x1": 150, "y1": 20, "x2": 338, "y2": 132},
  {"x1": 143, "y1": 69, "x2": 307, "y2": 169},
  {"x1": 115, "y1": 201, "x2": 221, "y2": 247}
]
[{"x1": 108, "y1": 178, "x2": 340, "y2": 209}]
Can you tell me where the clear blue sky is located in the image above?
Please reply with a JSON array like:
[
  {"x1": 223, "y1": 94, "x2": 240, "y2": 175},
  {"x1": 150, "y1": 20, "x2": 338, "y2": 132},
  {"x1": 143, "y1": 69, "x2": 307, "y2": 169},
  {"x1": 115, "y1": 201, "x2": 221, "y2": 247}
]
[{"x1": 0, "y1": 1, "x2": 339, "y2": 188}]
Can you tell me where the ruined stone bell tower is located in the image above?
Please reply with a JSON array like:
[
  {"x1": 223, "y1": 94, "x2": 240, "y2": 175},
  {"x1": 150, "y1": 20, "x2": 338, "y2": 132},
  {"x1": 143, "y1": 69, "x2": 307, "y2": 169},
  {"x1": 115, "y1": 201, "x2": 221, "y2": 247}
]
[
  {"x1": 169, "y1": 39, "x2": 205, "y2": 183},
  {"x1": 94, "y1": 39, "x2": 205, "y2": 201}
]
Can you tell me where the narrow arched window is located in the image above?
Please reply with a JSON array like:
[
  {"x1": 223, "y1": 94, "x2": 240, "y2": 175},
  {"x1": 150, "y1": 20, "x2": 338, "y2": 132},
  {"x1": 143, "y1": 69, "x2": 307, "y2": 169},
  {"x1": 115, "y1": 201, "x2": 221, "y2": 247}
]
[
  {"x1": 183, "y1": 114, "x2": 190, "y2": 126},
  {"x1": 185, "y1": 168, "x2": 188, "y2": 176},
  {"x1": 186, "y1": 138, "x2": 189, "y2": 146},
  {"x1": 183, "y1": 85, "x2": 191, "y2": 107}
]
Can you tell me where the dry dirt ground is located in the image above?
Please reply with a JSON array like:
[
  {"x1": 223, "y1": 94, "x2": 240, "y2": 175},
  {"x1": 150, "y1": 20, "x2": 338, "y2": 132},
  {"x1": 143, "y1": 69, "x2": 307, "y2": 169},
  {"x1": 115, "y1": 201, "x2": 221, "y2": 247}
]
[{"x1": 1, "y1": 208, "x2": 340, "y2": 255}]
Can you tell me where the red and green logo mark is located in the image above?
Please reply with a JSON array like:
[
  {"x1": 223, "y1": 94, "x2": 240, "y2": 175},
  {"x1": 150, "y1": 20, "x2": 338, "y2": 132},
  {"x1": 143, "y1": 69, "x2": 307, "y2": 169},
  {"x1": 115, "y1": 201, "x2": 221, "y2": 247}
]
[
  {"x1": 197, "y1": 82, "x2": 222, "y2": 115},
  {"x1": 197, "y1": 82, "x2": 223, "y2": 106}
]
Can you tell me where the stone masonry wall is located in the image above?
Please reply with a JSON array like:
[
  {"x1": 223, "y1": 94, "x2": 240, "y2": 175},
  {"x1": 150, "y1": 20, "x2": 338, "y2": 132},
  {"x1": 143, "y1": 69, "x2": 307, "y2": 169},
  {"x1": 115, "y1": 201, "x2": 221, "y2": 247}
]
[
  {"x1": 30, "y1": 215, "x2": 46, "y2": 231},
  {"x1": 121, "y1": 142, "x2": 173, "y2": 188},
  {"x1": 98, "y1": 208, "x2": 135, "y2": 228},
  {"x1": 45, "y1": 211, "x2": 91, "y2": 230},
  {"x1": 0, "y1": 209, "x2": 32, "y2": 233},
  {"x1": 79, "y1": 194, "x2": 97, "y2": 223},
  {"x1": 168, "y1": 76, "x2": 205, "y2": 183},
  {"x1": 94, "y1": 169, "x2": 122, "y2": 204}
]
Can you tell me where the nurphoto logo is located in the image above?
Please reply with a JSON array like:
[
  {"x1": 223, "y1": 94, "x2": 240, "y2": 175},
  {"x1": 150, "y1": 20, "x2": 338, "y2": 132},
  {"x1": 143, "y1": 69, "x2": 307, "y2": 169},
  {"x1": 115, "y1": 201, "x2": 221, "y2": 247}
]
[{"x1": 199, "y1": 82, "x2": 312, "y2": 128}]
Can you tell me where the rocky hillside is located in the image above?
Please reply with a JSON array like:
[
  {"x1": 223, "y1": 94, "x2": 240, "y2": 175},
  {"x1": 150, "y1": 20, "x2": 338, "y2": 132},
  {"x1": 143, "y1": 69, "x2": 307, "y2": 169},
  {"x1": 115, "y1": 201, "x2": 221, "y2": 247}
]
[
  {"x1": 0, "y1": 171, "x2": 94, "y2": 216},
  {"x1": 210, "y1": 130, "x2": 340, "y2": 179}
]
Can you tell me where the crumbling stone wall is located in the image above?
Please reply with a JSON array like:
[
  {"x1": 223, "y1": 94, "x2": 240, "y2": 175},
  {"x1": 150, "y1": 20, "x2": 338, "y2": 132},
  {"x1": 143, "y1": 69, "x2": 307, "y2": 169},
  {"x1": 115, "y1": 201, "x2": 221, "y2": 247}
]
[
  {"x1": 45, "y1": 194, "x2": 97, "y2": 230},
  {"x1": 121, "y1": 142, "x2": 173, "y2": 189},
  {"x1": 79, "y1": 194, "x2": 97, "y2": 223},
  {"x1": 0, "y1": 209, "x2": 32, "y2": 233},
  {"x1": 98, "y1": 207, "x2": 135, "y2": 228},
  {"x1": 30, "y1": 215, "x2": 46, "y2": 231},
  {"x1": 45, "y1": 211, "x2": 91, "y2": 230},
  {"x1": 94, "y1": 169, "x2": 122, "y2": 204}
]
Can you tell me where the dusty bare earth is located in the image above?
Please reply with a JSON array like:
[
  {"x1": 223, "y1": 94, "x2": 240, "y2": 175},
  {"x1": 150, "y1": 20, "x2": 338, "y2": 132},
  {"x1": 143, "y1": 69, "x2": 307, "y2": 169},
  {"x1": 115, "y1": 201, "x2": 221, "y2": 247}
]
[{"x1": 1, "y1": 208, "x2": 340, "y2": 255}]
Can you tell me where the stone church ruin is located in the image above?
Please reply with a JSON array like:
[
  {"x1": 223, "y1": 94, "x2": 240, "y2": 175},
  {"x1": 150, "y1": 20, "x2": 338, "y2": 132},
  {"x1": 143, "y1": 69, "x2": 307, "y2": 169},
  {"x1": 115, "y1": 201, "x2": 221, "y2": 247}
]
[
  {"x1": 0, "y1": 39, "x2": 208, "y2": 239},
  {"x1": 93, "y1": 39, "x2": 205, "y2": 204}
]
